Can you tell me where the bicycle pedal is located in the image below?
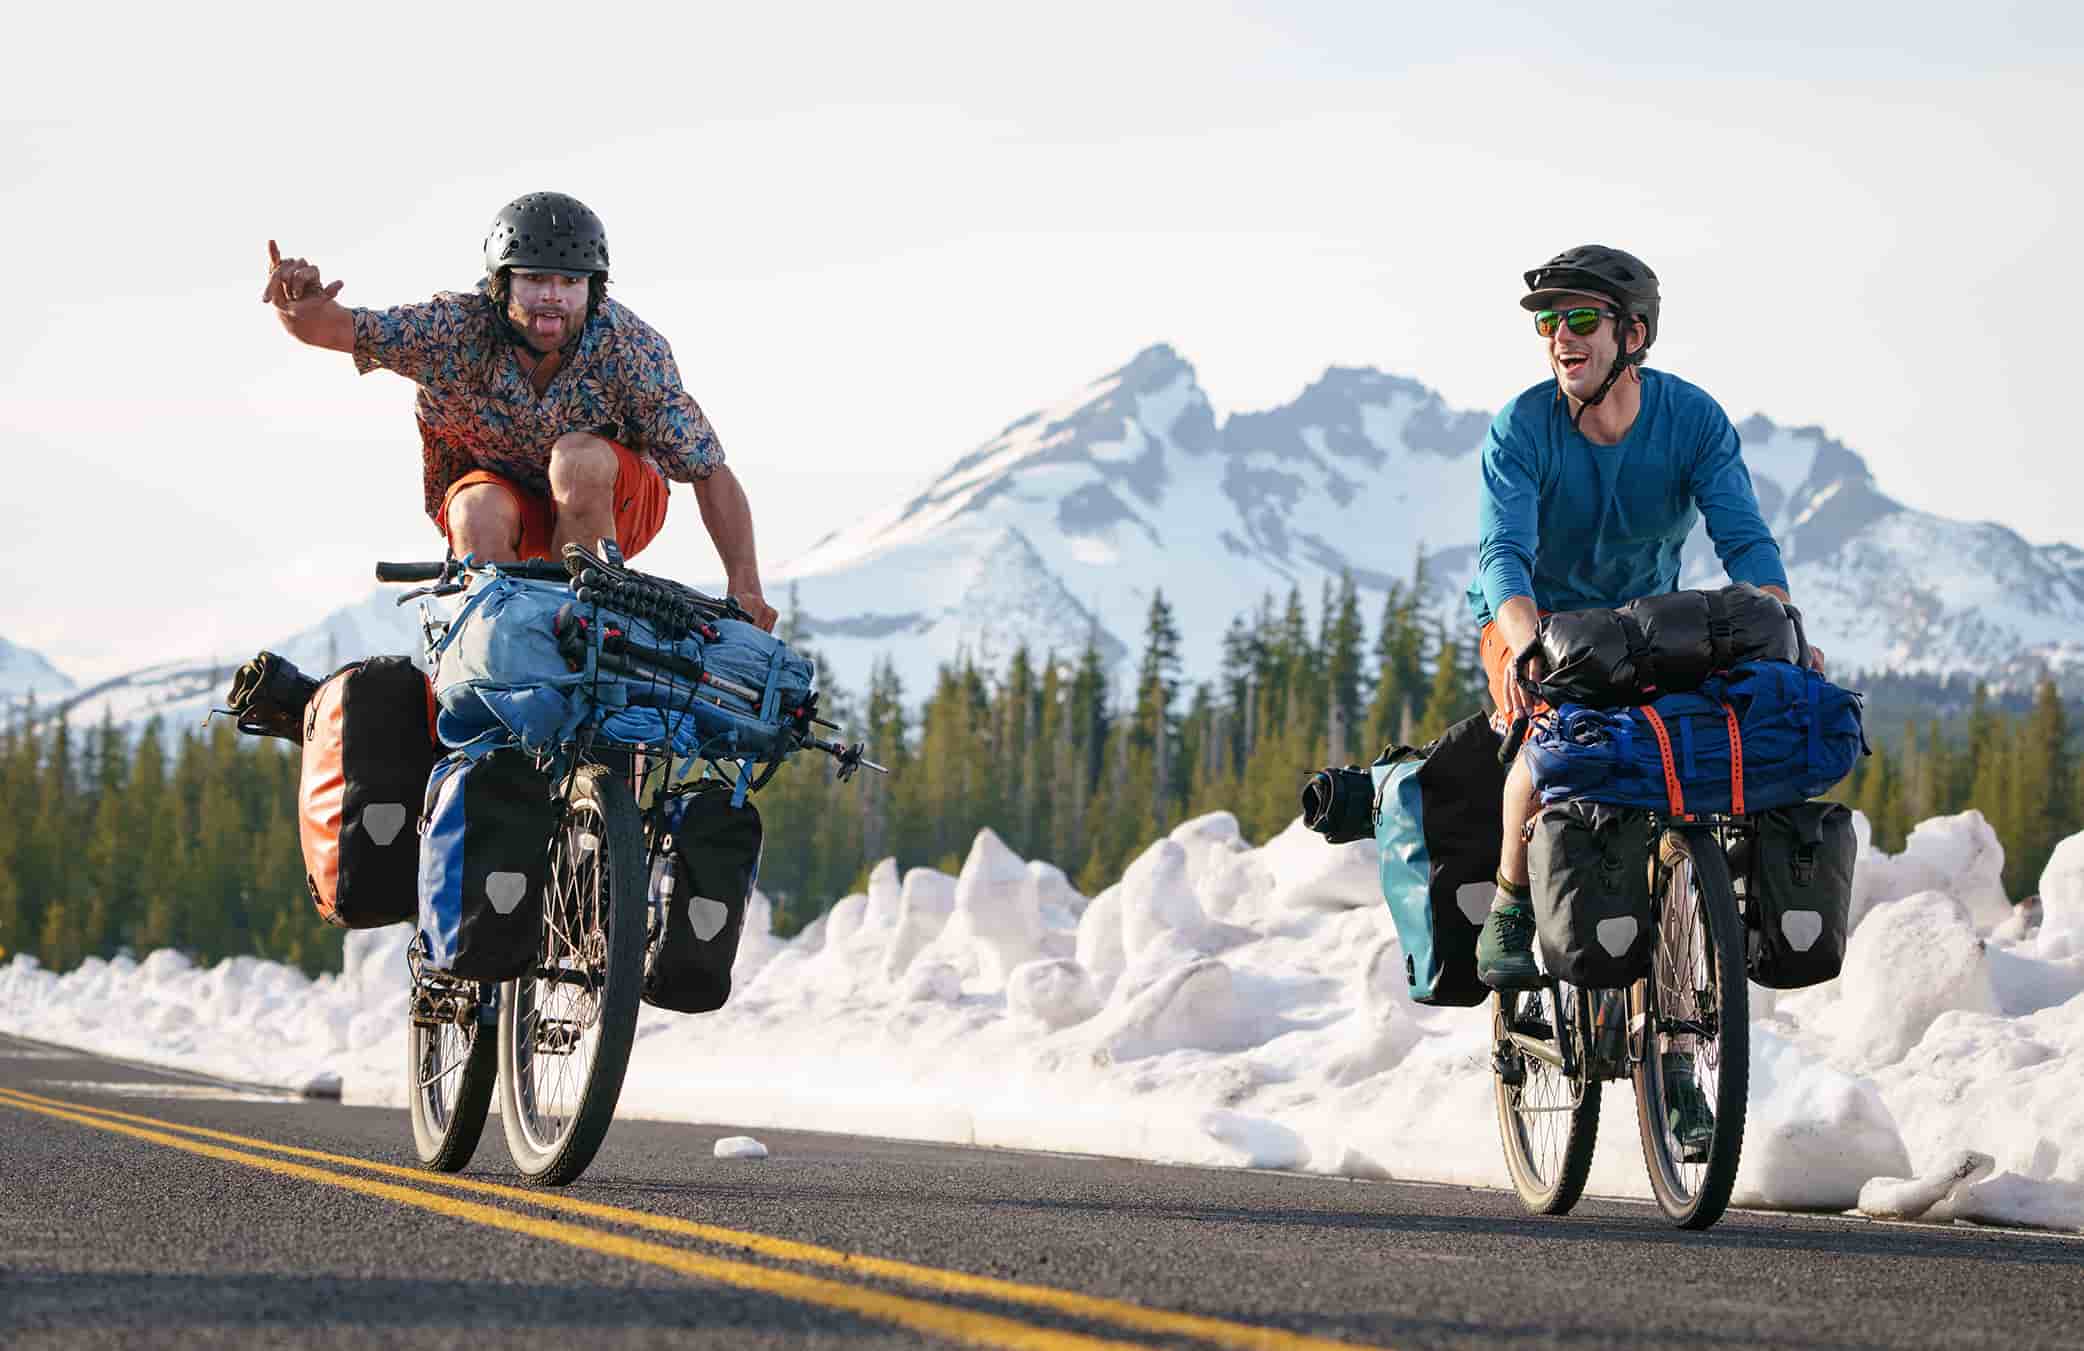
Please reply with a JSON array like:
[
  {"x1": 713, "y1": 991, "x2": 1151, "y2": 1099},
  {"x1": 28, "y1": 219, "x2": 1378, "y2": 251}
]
[{"x1": 1491, "y1": 1045, "x2": 1525, "y2": 1087}]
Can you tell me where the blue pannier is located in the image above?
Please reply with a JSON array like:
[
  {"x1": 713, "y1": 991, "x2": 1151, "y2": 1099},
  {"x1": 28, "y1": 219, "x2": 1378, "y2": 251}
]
[
  {"x1": 429, "y1": 570, "x2": 814, "y2": 762},
  {"x1": 1523, "y1": 661, "x2": 1864, "y2": 816},
  {"x1": 1370, "y1": 714, "x2": 1503, "y2": 1007},
  {"x1": 416, "y1": 747, "x2": 559, "y2": 981}
]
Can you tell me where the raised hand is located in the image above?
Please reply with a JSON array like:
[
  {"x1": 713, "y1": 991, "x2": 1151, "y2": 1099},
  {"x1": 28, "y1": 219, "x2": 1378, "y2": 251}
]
[{"x1": 261, "y1": 239, "x2": 343, "y2": 314}]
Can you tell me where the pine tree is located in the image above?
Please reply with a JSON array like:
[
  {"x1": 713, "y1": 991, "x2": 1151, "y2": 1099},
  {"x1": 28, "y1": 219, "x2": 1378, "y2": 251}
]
[
  {"x1": 1323, "y1": 572, "x2": 1364, "y2": 765},
  {"x1": 1417, "y1": 620, "x2": 1475, "y2": 741}
]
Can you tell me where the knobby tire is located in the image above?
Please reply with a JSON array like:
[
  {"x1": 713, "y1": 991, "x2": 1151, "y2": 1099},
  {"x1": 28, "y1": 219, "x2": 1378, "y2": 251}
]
[
  {"x1": 1494, "y1": 983, "x2": 1601, "y2": 1216},
  {"x1": 496, "y1": 763, "x2": 648, "y2": 1186},
  {"x1": 1633, "y1": 828, "x2": 1750, "y2": 1229}
]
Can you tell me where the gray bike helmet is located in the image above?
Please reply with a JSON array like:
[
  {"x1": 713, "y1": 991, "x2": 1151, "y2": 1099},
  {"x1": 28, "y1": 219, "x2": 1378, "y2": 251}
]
[
  {"x1": 1521, "y1": 244, "x2": 1661, "y2": 424},
  {"x1": 483, "y1": 192, "x2": 610, "y2": 277}
]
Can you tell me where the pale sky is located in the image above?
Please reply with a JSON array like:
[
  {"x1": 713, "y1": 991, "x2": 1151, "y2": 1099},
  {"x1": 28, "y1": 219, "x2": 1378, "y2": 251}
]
[{"x1": 4, "y1": 1, "x2": 2079, "y2": 681}]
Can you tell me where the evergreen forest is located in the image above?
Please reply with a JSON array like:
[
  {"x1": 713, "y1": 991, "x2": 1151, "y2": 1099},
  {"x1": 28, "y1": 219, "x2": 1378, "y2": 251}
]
[{"x1": 2, "y1": 571, "x2": 2075, "y2": 974}]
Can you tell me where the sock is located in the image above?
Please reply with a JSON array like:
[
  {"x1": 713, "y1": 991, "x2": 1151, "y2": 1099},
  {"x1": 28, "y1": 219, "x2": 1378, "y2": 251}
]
[{"x1": 1491, "y1": 873, "x2": 1530, "y2": 915}]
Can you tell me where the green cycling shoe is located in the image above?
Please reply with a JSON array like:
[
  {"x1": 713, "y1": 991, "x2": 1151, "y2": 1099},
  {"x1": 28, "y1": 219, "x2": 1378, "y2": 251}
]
[{"x1": 1476, "y1": 902, "x2": 1543, "y2": 991}]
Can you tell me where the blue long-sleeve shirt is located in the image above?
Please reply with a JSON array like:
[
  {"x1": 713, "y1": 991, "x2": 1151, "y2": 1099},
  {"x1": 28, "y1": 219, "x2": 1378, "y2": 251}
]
[{"x1": 1465, "y1": 369, "x2": 1787, "y2": 629}]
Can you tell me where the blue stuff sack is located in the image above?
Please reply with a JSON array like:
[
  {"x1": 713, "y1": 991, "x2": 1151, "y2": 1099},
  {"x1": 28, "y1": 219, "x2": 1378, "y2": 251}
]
[
  {"x1": 416, "y1": 747, "x2": 559, "y2": 980},
  {"x1": 1523, "y1": 660, "x2": 1865, "y2": 816},
  {"x1": 1371, "y1": 714, "x2": 1503, "y2": 1007},
  {"x1": 429, "y1": 569, "x2": 815, "y2": 764},
  {"x1": 432, "y1": 574, "x2": 621, "y2": 753}
]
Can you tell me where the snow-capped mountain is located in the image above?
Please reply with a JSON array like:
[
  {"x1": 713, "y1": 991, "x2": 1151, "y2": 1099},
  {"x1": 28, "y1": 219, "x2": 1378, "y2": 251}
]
[
  {"x1": 38, "y1": 343, "x2": 2084, "y2": 733},
  {"x1": 777, "y1": 345, "x2": 1492, "y2": 696},
  {"x1": 0, "y1": 637, "x2": 75, "y2": 702},
  {"x1": 37, "y1": 590, "x2": 432, "y2": 737},
  {"x1": 776, "y1": 343, "x2": 2084, "y2": 697}
]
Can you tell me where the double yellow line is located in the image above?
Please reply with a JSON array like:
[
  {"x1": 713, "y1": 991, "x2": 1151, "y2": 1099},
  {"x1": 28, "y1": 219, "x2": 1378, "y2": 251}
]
[{"x1": 0, "y1": 1086, "x2": 1383, "y2": 1350}]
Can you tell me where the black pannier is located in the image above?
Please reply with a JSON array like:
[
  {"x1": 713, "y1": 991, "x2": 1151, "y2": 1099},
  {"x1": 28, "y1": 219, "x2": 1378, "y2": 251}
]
[
  {"x1": 1530, "y1": 584, "x2": 1803, "y2": 708},
  {"x1": 1527, "y1": 800, "x2": 1655, "y2": 988},
  {"x1": 643, "y1": 783, "x2": 765, "y2": 1014},
  {"x1": 1301, "y1": 766, "x2": 1376, "y2": 844},
  {"x1": 298, "y1": 656, "x2": 439, "y2": 930},
  {"x1": 1736, "y1": 801, "x2": 1856, "y2": 989},
  {"x1": 416, "y1": 747, "x2": 560, "y2": 981}
]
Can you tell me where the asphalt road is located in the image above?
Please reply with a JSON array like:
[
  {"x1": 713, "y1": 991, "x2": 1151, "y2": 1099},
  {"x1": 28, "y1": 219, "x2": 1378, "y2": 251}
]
[{"x1": 2, "y1": 1031, "x2": 2079, "y2": 1350}]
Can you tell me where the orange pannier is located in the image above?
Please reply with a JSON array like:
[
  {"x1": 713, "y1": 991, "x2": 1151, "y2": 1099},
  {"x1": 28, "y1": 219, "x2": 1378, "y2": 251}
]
[{"x1": 298, "y1": 657, "x2": 440, "y2": 929}]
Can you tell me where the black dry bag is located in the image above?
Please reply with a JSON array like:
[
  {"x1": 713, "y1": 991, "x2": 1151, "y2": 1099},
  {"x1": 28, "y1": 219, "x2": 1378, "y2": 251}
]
[
  {"x1": 1527, "y1": 800, "x2": 1655, "y2": 988},
  {"x1": 643, "y1": 783, "x2": 764, "y2": 1014},
  {"x1": 1739, "y1": 801, "x2": 1856, "y2": 989}
]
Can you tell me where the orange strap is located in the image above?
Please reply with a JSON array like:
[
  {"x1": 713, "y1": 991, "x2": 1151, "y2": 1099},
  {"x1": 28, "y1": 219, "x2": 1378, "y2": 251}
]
[
  {"x1": 1640, "y1": 706, "x2": 1686, "y2": 818},
  {"x1": 1721, "y1": 701, "x2": 1745, "y2": 816},
  {"x1": 1640, "y1": 702, "x2": 1747, "y2": 818}
]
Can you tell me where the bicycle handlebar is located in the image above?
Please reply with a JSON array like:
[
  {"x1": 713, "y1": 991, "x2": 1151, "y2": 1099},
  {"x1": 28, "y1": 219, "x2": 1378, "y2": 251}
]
[{"x1": 375, "y1": 560, "x2": 570, "y2": 584}]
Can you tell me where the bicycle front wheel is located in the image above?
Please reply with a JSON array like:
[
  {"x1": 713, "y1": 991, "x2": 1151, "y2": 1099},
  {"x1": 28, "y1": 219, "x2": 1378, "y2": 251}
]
[
  {"x1": 407, "y1": 978, "x2": 497, "y2": 1172},
  {"x1": 1493, "y1": 983, "x2": 1600, "y2": 1215},
  {"x1": 1633, "y1": 828, "x2": 1750, "y2": 1229},
  {"x1": 496, "y1": 763, "x2": 648, "y2": 1186}
]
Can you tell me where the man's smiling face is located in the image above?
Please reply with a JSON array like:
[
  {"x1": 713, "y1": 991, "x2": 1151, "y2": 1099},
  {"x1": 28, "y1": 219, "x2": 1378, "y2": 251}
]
[{"x1": 1544, "y1": 290, "x2": 1642, "y2": 401}]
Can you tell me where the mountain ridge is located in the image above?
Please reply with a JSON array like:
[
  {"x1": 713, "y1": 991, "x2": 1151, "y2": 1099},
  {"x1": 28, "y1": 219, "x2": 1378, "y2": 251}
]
[{"x1": 28, "y1": 343, "x2": 2084, "y2": 731}]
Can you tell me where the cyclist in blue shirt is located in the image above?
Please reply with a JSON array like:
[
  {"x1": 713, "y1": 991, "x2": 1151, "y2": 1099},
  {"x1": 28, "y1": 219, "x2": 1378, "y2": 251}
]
[{"x1": 1467, "y1": 245, "x2": 1823, "y2": 1152}]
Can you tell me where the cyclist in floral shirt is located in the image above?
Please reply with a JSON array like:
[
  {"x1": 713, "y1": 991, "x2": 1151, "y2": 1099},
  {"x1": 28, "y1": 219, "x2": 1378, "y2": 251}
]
[{"x1": 261, "y1": 191, "x2": 775, "y2": 629}]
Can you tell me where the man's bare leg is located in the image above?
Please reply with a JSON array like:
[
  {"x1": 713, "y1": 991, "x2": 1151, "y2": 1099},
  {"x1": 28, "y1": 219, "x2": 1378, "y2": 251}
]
[
  {"x1": 548, "y1": 432, "x2": 620, "y2": 559},
  {"x1": 446, "y1": 483, "x2": 522, "y2": 564},
  {"x1": 1499, "y1": 756, "x2": 1540, "y2": 888}
]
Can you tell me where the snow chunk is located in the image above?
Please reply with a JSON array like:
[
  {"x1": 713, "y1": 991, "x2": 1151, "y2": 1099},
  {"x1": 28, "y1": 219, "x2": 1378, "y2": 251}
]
[
  {"x1": 1836, "y1": 891, "x2": 1998, "y2": 1068},
  {"x1": 1859, "y1": 1150, "x2": 1996, "y2": 1220},
  {"x1": 1081, "y1": 959, "x2": 1262, "y2": 1060},
  {"x1": 1321, "y1": 939, "x2": 1430, "y2": 1086},
  {"x1": 882, "y1": 867, "x2": 957, "y2": 983},
  {"x1": 908, "y1": 830, "x2": 1045, "y2": 989},
  {"x1": 1852, "y1": 810, "x2": 2010, "y2": 932},
  {"x1": 713, "y1": 1136, "x2": 769, "y2": 1160},
  {"x1": 1115, "y1": 839, "x2": 1248, "y2": 976},
  {"x1": 1074, "y1": 885, "x2": 1126, "y2": 997},
  {"x1": 1734, "y1": 1028, "x2": 1910, "y2": 1210},
  {"x1": 1257, "y1": 819, "x2": 1382, "y2": 911},
  {"x1": 2038, "y1": 832, "x2": 2084, "y2": 960},
  {"x1": 1949, "y1": 1171, "x2": 2084, "y2": 1232},
  {"x1": 1005, "y1": 959, "x2": 1101, "y2": 1031},
  {"x1": 904, "y1": 962, "x2": 963, "y2": 1004}
]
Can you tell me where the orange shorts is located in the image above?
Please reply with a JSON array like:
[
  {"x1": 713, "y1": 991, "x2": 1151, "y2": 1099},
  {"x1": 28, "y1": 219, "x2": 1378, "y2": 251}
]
[
  {"x1": 1479, "y1": 617, "x2": 1552, "y2": 720},
  {"x1": 437, "y1": 439, "x2": 669, "y2": 563}
]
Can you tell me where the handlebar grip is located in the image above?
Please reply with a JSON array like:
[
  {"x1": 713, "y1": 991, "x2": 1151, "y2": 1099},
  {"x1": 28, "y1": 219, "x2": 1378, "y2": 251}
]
[
  {"x1": 376, "y1": 560, "x2": 572, "y2": 584},
  {"x1": 375, "y1": 562, "x2": 446, "y2": 583},
  {"x1": 1498, "y1": 714, "x2": 1531, "y2": 767}
]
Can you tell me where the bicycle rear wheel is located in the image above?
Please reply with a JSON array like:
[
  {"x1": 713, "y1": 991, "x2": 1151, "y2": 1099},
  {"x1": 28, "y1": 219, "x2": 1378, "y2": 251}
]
[
  {"x1": 1493, "y1": 982, "x2": 1601, "y2": 1215},
  {"x1": 407, "y1": 973, "x2": 497, "y2": 1172},
  {"x1": 496, "y1": 763, "x2": 648, "y2": 1186},
  {"x1": 1633, "y1": 828, "x2": 1750, "y2": 1229}
]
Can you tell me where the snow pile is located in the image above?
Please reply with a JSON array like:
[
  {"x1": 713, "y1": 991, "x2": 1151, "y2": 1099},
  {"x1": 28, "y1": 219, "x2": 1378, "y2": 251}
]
[{"x1": 5, "y1": 808, "x2": 2084, "y2": 1234}]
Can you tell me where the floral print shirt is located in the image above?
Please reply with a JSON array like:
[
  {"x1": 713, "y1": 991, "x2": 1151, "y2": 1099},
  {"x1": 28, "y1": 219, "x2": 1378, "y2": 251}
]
[{"x1": 351, "y1": 285, "x2": 724, "y2": 521}]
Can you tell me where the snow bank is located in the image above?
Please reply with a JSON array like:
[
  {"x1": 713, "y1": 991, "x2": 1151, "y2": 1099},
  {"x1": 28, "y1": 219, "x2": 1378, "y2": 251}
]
[{"x1": 6, "y1": 807, "x2": 2084, "y2": 1234}]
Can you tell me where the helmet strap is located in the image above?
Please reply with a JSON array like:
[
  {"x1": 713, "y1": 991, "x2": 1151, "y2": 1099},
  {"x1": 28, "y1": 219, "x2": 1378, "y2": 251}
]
[{"x1": 1569, "y1": 319, "x2": 1642, "y2": 432}]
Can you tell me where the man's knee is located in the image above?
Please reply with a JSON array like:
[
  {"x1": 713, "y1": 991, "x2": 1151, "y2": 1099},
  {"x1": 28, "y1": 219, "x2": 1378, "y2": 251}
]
[
  {"x1": 446, "y1": 483, "x2": 521, "y2": 560},
  {"x1": 548, "y1": 433, "x2": 618, "y2": 505}
]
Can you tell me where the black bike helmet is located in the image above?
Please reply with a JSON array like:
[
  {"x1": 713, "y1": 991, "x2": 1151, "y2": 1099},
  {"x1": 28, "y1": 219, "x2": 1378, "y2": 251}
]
[
  {"x1": 1521, "y1": 244, "x2": 1661, "y2": 424},
  {"x1": 483, "y1": 192, "x2": 610, "y2": 278}
]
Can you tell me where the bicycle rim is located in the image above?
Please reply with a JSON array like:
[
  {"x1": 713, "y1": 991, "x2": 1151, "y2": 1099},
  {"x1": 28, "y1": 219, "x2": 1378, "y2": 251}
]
[
  {"x1": 1493, "y1": 984, "x2": 1601, "y2": 1215},
  {"x1": 1634, "y1": 830, "x2": 1750, "y2": 1229},
  {"x1": 497, "y1": 764, "x2": 647, "y2": 1186},
  {"x1": 408, "y1": 999, "x2": 497, "y2": 1171}
]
